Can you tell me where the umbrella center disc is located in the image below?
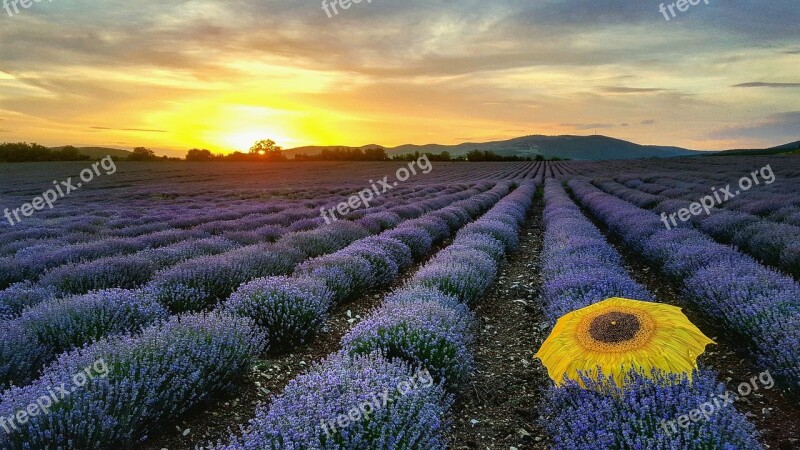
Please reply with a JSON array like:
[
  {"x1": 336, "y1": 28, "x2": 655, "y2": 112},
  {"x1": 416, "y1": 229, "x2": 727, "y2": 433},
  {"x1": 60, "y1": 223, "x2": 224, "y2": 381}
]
[
  {"x1": 576, "y1": 306, "x2": 656, "y2": 352},
  {"x1": 588, "y1": 312, "x2": 640, "y2": 343}
]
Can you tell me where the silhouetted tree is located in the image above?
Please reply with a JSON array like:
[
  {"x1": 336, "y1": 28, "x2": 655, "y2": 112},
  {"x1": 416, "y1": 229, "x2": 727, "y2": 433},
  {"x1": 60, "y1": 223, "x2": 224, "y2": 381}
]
[
  {"x1": 249, "y1": 139, "x2": 286, "y2": 161},
  {"x1": 186, "y1": 148, "x2": 215, "y2": 161},
  {"x1": 128, "y1": 147, "x2": 158, "y2": 161}
]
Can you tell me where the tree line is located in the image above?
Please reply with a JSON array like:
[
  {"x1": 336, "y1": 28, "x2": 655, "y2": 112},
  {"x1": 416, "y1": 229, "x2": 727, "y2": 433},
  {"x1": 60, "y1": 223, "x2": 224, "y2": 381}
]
[
  {"x1": 0, "y1": 143, "x2": 90, "y2": 162},
  {"x1": 2, "y1": 140, "x2": 568, "y2": 163}
]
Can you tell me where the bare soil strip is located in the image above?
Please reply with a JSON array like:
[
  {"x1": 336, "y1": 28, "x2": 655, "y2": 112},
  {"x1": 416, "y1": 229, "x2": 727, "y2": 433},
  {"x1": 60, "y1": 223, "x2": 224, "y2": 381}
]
[{"x1": 450, "y1": 191, "x2": 551, "y2": 450}]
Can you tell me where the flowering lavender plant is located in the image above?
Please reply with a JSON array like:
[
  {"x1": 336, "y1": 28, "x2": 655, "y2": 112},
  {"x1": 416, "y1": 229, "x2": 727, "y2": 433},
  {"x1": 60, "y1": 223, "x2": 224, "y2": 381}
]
[
  {"x1": 217, "y1": 353, "x2": 450, "y2": 450},
  {"x1": 342, "y1": 298, "x2": 476, "y2": 388},
  {"x1": 0, "y1": 312, "x2": 265, "y2": 449},
  {"x1": 226, "y1": 276, "x2": 333, "y2": 352}
]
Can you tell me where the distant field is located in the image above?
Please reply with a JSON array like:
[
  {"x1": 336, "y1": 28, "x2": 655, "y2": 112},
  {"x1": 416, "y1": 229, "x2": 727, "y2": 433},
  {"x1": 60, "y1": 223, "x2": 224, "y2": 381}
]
[{"x1": 0, "y1": 157, "x2": 798, "y2": 449}]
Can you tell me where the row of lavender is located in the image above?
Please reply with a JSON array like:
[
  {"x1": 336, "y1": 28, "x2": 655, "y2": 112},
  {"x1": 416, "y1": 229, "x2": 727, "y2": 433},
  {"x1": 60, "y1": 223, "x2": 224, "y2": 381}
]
[
  {"x1": 0, "y1": 183, "x2": 503, "y2": 390},
  {"x1": 0, "y1": 162, "x2": 544, "y2": 265},
  {"x1": 568, "y1": 178, "x2": 800, "y2": 394},
  {"x1": 571, "y1": 156, "x2": 800, "y2": 226},
  {"x1": 142, "y1": 183, "x2": 493, "y2": 314},
  {"x1": 0, "y1": 183, "x2": 472, "y2": 292},
  {"x1": 215, "y1": 181, "x2": 536, "y2": 448},
  {"x1": 539, "y1": 179, "x2": 760, "y2": 449},
  {"x1": 0, "y1": 161, "x2": 542, "y2": 233},
  {"x1": 0, "y1": 183, "x2": 519, "y2": 448},
  {"x1": 0, "y1": 186, "x2": 356, "y2": 250},
  {"x1": 616, "y1": 160, "x2": 800, "y2": 223},
  {"x1": 222, "y1": 181, "x2": 516, "y2": 353},
  {"x1": 0, "y1": 183, "x2": 484, "y2": 308},
  {"x1": 591, "y1": 177, "x2": 800, "y2": 279}
]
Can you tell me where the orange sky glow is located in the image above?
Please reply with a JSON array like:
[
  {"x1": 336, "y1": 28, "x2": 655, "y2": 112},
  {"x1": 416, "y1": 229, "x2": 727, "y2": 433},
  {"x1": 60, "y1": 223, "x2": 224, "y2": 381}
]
[{"x1": 1, "y1": 1, "x2": 798, "y2": 157}]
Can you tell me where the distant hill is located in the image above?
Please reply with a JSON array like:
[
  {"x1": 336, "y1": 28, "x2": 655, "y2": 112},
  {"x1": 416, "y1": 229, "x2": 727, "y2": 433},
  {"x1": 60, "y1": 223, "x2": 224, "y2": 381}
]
[
  {"x1": 51, "y1": 146, "x2": 132, "y2": 159},
  {"x1": 772, "y1": 140, "x2": 800, "y2": 151},
  {"x1": 710, "y1": 140, "x2": 800, "y2": 156},
  {"x1": 281, "y1": 144, "x2": 384, "y2": 159},
  {"x1": 285, "y1": 135, "x2": 702, "y2": 161}
]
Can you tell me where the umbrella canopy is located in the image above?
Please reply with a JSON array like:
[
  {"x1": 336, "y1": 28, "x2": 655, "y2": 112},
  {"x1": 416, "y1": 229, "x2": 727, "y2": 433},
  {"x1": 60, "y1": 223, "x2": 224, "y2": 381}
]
[{"x1": 535, "y1": 297, "x2": 714, "y2": 387}]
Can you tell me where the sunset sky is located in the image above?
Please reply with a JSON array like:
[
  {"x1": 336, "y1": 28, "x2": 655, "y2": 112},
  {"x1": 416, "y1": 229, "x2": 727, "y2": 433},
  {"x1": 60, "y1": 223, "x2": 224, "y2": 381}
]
[{"x1": 0, "y1": 0, "x2": 798, "y2": 157}]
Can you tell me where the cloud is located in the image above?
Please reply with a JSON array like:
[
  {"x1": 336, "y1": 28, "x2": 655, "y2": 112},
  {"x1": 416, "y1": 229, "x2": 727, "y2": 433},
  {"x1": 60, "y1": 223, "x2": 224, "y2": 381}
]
[
  {"x1": 91, "y1": 126, "x2": 168, "y2": 133},
  {"x1": 561, "y1": 123, "x2": 615, "y2": 130},
  {"x1": 708, "y1": 111, "x2": 800, "y2": 141},
  {"x1": 601, "y1": 87, "x2": 668, "y2": 94},
  {"x1": 732, "y1": 82, "x2": 800, "y2": 88}
]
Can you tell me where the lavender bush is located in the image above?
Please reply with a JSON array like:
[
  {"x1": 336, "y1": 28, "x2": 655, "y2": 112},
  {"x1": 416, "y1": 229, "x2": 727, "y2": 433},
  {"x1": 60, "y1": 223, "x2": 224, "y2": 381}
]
[
  {"x1": 0, "y1": 282, "x2": 56, "y2": 318},
  {"x1": 295, "y1": 254, "x2": 374, "y2": 302},
  {"x1": 0, "y1": 288, "x2": 167, "y2": 388},
  {"x1": 342, "y1": 298, "x2": 476, "y2": 388},
  {"x1": 0, "y1": 312, "x2": 265, "y2": 449},
  {"x1": 226, "y1": 276, "x2": 333, "y2": 351},
  {"x1": 541, "y1": 370, "x2": 762, "y2": 450},
  {"x1": 148, "y1": 244, "x2": 304, "y2": 313},
  {"x1": 217, "y1": 353, "x2": 450, "y2": 450}
]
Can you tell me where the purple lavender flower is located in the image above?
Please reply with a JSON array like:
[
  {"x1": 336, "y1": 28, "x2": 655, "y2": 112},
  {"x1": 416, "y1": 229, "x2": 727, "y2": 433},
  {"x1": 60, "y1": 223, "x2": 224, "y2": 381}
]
[
  {"x1": 39, "y1": 255, "x2": 158, "y2": 294},
  {"x1": 342, "y1": 299, "x2": 476, "y2": 388},
  {"x1": 458, "y1": 219, "x2": 519, "y2": 252},
  {"x1": 450, "y1": 233, "x2": 507, "y2": 262},
  {"x1": 337, "y1": 245, "x2": 400, "y2": 287},
  {"x1": 0, "y1": 288, "x2": 168, "y2": 387},
  {"x1": 357, "y1": 211, "x2": 402, "y2": 233},
  {"x1": 541, "y1": 370, "x2": 761, "y2": 450},
  {"x1": 412, "y1": 260, "x2": 496, "y2": 305},
  {"x1": 218, "y1": 353, "x2": 450, "y2": 449},
  {"x1": 279, "y1": 221, "x2": 369, "y2": 258},
  {"x1": 226, "y1": 276, "x2": 333, "y2": 352},
  {"x1": 0, "y1": 282, "x2": 56, "y2": 317},
  {"x1": 295, "y1": 254, "x2": 374, "y2": 302},
  {"x1": 358, "y1": 236, "x2": 414, "y2": 270},
  {"x1": 148, "y1": 244, "x2": 304, "y2": 313},
  {"x1": 0, "y1": 312, "x2": 265, "y2": 449},
  {"x1": 382, "y1": 227, "x2": 433, "y2": 260}
]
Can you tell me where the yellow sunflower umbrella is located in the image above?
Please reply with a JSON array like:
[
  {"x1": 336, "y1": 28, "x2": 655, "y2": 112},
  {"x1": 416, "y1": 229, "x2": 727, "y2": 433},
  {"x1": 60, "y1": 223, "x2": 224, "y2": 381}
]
[{"x1": 535, "y1": 297, "x2": 714, "y2": 387}]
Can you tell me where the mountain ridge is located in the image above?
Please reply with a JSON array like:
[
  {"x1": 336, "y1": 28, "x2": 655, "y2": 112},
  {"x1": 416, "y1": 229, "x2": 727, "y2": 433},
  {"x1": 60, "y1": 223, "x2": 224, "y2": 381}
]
[{"x1": 283, "y1": 135, "x2": 704, "y2": 161}]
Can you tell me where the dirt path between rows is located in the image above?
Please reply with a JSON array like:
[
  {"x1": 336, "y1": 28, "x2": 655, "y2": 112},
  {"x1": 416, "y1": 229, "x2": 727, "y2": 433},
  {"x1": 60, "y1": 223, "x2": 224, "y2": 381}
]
[{"x1": 449, "y1": 191, "x2": 551, "y2": 450}]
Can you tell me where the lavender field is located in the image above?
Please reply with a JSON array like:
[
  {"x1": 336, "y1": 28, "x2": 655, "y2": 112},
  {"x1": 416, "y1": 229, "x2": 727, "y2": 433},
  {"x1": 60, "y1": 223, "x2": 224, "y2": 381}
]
[{"x1": 0, "y1": 158, "x2": 798, "y2": 449}]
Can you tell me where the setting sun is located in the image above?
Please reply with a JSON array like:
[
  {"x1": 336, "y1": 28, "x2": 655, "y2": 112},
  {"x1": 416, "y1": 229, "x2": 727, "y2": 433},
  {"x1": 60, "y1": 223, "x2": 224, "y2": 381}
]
[{"x1": 221, "y1": 130, "x2": 287, "y2": 153}]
